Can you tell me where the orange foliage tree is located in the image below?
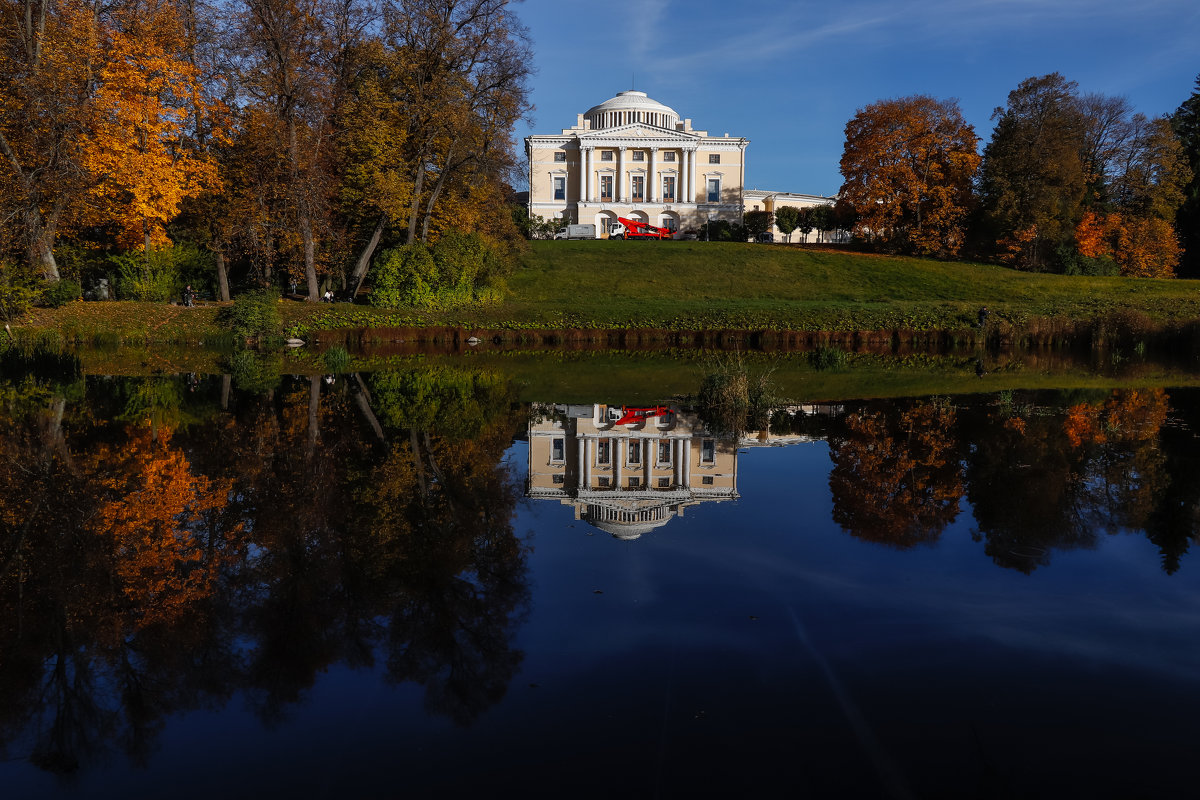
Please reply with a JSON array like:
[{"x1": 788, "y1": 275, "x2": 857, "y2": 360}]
[
  {"x1": 839, "y1": 95, "x2": 981, "y2": 256},
  {"x1": 79, "y1": 0, "x2": 223, "y2": 251},
  {"x1": 828, "y1": 401, "x2": 963, "y2": 547}
]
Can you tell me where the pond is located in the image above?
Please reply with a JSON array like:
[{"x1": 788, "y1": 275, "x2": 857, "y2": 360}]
[{"x1": 0, "y1": 355, "x2": 1198, "y2": 798}]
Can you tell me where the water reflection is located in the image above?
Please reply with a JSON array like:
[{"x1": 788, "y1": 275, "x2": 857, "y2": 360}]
[
  {"x1": 527, "y1": 402, "x2": 839, "y2": 538},
  {"x1": 3, "y1": 358, "x2": 1200, "y2": 787},
  {"x1": 0, "y1": 366, "x2": 529, "y2": 773},
  {"x1": 525, "y1": 391, "x2": 1200, "y2": 573}
]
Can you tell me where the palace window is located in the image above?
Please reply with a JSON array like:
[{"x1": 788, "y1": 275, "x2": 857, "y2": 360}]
[
  {"x1": 632, "y1": 151, "x2": 645, "y2": 162},
  {"x1": 702, "y1": 476, "x2": 714, "y2": 485},
  {"x1": 662, "y1": 176, "x2": 675, "y2": 203},
  {"x1": 554, "y1": 152, "x2": 566, "y2": 162},
  {"x1": 657, "y1": 440, "x2": 672, "y2": 464},
  {"x1": 707, "y1": 178, "x2": 720, "y2": 203},
  {"x1": 553, "y1": 176, "x2": 565, "y2": 201},
  {"x1": 628, "y1": 476, "x2": 641, "y2": 488},
  {"x1": 657, "y1": 477, "x2": 670, "y2": 488},
  {"x1": 551, "y1": 437, "x2": 564, "y2": 462},
  {"x1": 596, "y1": 439, "x2": 611, "y2": 465},
  {"x1": 631, "y1": 175, "x2": 644, "y2": 202},
  {"x1": 599, "y1": 477, "x2": 611, "y2": 487},
  {"x1": 663, "y1": 151, "x2": 676, "y2": 162},
  {"x1": 627, "y1": 441, "x2": 641, "y2": 465},
  {"x1": 701, "y1": 439, "x2": 716, "y2": 463},
  {"x1": 600, "y1": 150, "x2": 614, "y2": 162},
  {"x1": 600, "y1": 175, "x2": 613, "y2": 201},
  {"x1": 709, "y1": 153, "x2": 720, "y2": 164},
  {"x1": 553, "y1": 474, "x2": 565, "y2": 485}
]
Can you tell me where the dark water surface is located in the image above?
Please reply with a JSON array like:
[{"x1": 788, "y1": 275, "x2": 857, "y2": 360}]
[{"x1": 1, "y1": 364, "x2": 1199, "y2": 798}]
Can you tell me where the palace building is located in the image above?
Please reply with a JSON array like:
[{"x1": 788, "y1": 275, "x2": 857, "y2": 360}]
[{"x1": 524, "y1": 90, "x2": 749, "y2": 237}]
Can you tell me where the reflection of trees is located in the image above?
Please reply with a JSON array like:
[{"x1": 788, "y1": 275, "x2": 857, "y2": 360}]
[
  {"x1": 964, "y1": 389, "x2": 1173, "y2": 573},
  {"x1": 0, "y1": 367, "x2": 528, "y2": 774},
  {"x1": 827, "y1": 400, "x2": 963, "y2": 547}
]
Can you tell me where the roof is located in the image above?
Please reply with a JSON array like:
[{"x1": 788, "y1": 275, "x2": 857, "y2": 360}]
[{"x1": 584, "y1": 91, "x2": 678, "y2": 120}]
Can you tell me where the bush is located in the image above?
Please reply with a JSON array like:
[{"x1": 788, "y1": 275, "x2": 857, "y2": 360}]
[
  {"x1": 0, "y1": 277, "x2": 38, "y2": 321},
  {"x1": 224, "y1": 288, "x2": 282, "y2": 342},
  {"x1": 371, "y1": 231, "x2": 511, "y2": 310},
  {"x1": 809, "y1": 346, "x2": 848, "y2": 370},
  {"x1": 226, "y1": 349, "x2": 282, "y2": 393},
  {"x1": 111, "y1": 244, "x2": 213, "y2": 301},
  {"x1": 40, "y1": 278, "x2": 81, "y2": 308},
  {"x1": 323, "y1": 345, "x2": 350, "y2": 372}
]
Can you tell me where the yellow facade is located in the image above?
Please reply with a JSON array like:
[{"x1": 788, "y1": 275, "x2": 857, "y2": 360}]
[{"x1": 525, "y1": 91, "x2": 749, "y2": 237}]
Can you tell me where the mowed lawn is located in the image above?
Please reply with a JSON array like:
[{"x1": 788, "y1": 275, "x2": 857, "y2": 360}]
[{"x1": 501, "y1": 241, "x2": 1200, "y2": 330}]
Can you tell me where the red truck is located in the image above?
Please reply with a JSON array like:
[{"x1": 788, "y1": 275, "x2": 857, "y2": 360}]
[{"x1": 610, "y1": 217, "x2": 673, "y2": 240}]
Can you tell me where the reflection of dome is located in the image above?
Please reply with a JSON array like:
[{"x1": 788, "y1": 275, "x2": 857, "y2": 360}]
[
  {"x1": 584, "y1": 91, "x2": 680, "y2": 130},
  {"x1": 582, "y1": 500, "x2": 678, "y2": 540}
]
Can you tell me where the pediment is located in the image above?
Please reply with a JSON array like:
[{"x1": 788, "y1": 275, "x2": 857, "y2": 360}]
[{"x1": 579, "y1": 124, "x2": 698, "y2": 142}]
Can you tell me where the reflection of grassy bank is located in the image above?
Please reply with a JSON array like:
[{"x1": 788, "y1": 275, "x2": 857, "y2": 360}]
[{"x1": 28, "y1": 344, "x2": 1200, "y2": 401}]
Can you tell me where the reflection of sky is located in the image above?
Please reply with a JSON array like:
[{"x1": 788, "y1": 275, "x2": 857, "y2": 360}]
[{"x1": 7, "y1": 435, "x2": 1200, "y2": 797}]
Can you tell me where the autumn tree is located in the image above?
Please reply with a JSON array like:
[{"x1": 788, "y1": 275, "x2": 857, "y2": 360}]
[
  {"x1": 839, "y1": 95, "x2": 980, "y2": 257},
  {"x1": 79, "y1": 0, "x2": 223, "y2": 252},
  {"x1": 0, "y1": 0, "x2": 104, "y2": 280},
  {"x1": 828, "y1": 400, "x2": 963, "y2": 547}
]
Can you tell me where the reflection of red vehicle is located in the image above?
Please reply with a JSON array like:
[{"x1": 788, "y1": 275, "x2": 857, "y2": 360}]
[
  {"x1": 611, "y1": 217, "x2": 672, "y2": 240},
  {"x1": 613, "y1": 405, "x2": 672, "y2": 425}
]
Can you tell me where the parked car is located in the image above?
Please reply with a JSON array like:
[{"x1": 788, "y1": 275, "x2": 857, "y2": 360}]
[{"x1": 755, "y1": 232, "x2": 774, "y2": 243}]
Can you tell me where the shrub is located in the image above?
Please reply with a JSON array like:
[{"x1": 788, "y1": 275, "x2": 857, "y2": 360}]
[
  {"x1": 323, "y1": 345, "x2": 350, "y2": 372},
  {"x1": 224, "y1": 288, "x2": 282, "y2": 342},
  {"x1": 40, "y1": 278, "x2": 81, "y2": 308},
  {"x1": 226, "y1": 350, "x2": 282, "y2": 393},
  {"x1": 0, "y1": 277, "x2": 38, "y2": 321},
  {"x1": 371, "y1": 232, "x2": 512, "y2": 309},
  {"x1": 809, "y1": 346, "x2": 848, "y2": 370}
]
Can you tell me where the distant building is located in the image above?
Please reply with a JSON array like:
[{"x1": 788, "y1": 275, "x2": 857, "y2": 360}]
[
  {"x1": 524, "y1": 90, "x2": 749, "y2": 237},
  {"x1": 743, "y1": 190, "x2": 843, "y2": 243}
]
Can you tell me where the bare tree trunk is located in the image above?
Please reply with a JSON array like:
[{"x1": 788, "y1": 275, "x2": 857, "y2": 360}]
[
  {"x1": 215, "y1": 249, "x2": 230, "y2": 301},
  {"x1": 306, "y1": 374, "x2": 320, "y2": 460},
  {"x1": 220, "y1": 373, "x2": 231, "y2": 410},
  {"x1": 351, "y1": 373, "x2": 386, "y2": 444},
  {"x1": 406, "y1": 159, "x2": 427, "y2": 243},
  {"x1": 419, "y1": 142, "x2": 458, "y2": 242},
  {"x1": 349, "y1": 214, "x2": 387, "y2": 296}
]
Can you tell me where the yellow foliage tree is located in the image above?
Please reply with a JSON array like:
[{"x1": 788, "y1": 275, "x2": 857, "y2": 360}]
[{"x1": 78, "y1": 0, "x2": 222, "y2": 251}]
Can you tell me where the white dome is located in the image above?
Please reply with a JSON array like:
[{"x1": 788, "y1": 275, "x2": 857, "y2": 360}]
[{"x1": 584, "y1": 91, "x2": 679, "y2": 130}]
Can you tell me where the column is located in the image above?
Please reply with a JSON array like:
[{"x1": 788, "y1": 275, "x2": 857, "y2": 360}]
[
  {"x1": 682, "y1": 438, "x2": 692, "y2": 486},
  {"x1": 617, "y1": 147, "x2": 626, "y2": 203},
  {"x1": 615, "y1": 439, "x2": 624, "y2": 488},
  {"x1": 649, "y1": 147, "x2": 657, "y2": 203},
  {"x1": 586, "y1": 438, "x2": 594, "y2": 488},
  {"x1": 686, "y1": 149, "x2": 696, "y2": 205},
  {"x1": 688, "y1": 149, "x2": 698, "y2": 204},
  {"x1": 577, "y1": 435, "x2": 586, "y2": 489},
  {"x1": 583, "y1": 148, "x2": 591, "y2": 203}
]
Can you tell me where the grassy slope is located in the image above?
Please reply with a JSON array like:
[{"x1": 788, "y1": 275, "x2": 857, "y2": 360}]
[
  {"x1": 17, "y1": 242, "x2": 1200, "y2": 342},
  {"x1": 495, "y1": 241, "x2": 1200, "y2": 330}
]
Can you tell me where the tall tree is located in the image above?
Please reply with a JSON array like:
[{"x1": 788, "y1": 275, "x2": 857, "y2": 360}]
[
  {"x1": 1172, "y1": 74, "x2": 1200, "y2": 277},
  {"x1": 978, "y1": 73, "x2": 1088, "y2": 270},
  {"x1": 773, "y1": 205, "x2": 800, "y2": 243},
  {"x1": 839, "y1": 95, "x2": 980, "y2": 257}
]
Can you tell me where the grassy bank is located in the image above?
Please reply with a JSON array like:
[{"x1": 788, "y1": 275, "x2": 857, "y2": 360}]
[{"x1": 14, "y1": 242, "x2": 1200, "y2": 346}]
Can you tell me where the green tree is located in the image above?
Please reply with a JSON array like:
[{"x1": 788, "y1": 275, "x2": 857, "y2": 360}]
[
  {"x1": 743, "y1": 209, "x2": 771, "y2": 240},
  {"x1": 1172, "y1": 74, "x2": 1200, "y2": 277},
  {"x1": 978, "y1": 73, "x2": 1088, "y2": 270},
  {"x1": 774, "y1": 206, "x2": 800, "y2": 243}
]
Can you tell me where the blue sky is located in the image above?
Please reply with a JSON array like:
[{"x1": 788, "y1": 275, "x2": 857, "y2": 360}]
[{"x1": 513, "y1": 0, "x2": 1200, "y2": 197}]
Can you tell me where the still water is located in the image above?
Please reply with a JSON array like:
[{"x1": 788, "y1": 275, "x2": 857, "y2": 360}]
[{"x1": 1, "y1": 360, "x2": 1199, "y2": 798}]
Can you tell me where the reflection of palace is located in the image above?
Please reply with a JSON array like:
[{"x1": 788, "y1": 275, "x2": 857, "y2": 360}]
[
  {"x1": 527, "y1": 404, "x2": 834, "y2": 539},
  {"x1": 527, "y1": 404, "x2": 736, "y2": 539}
]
